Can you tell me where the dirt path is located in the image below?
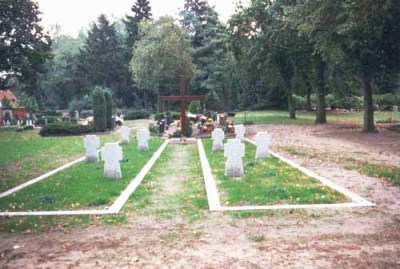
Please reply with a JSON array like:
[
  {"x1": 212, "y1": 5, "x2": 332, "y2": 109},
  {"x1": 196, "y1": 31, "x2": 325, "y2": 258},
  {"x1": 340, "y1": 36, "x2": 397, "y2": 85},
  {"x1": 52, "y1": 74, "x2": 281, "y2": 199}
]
[{"x1": 0, "y1": 125, "x2": 400, "y2": 268}]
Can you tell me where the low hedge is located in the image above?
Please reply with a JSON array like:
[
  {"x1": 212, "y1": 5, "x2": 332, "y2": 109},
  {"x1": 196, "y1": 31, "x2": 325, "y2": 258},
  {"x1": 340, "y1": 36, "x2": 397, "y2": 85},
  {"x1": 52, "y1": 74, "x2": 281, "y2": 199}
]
[
  {"x1": 40, "y1": 122, "x2": 95, "y2": 136},
  {"x1": 35, "y1": 116, "x2": 62, "y2": 126},
  {"x1": 123, "y1": 109, "x2": 151, "y2": 120}
]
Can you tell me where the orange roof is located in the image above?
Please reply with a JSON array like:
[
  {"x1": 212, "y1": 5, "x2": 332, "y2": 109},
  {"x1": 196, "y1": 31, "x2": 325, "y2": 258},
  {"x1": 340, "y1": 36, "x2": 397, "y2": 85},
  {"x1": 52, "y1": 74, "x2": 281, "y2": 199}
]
[{"x1": 0, "y1": 90, "x2": 17, "y2": 103}]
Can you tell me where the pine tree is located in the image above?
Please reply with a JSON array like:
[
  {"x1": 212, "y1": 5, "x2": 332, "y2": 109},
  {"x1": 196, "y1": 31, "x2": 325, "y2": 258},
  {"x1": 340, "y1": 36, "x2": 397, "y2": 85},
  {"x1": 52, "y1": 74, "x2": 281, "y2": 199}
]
[
  {"x1": 104, "y1": 91, "x2": 113, "y2": 130},
  {"x1": 124, "y1": 0, "x2": 152, "y2": 50}
]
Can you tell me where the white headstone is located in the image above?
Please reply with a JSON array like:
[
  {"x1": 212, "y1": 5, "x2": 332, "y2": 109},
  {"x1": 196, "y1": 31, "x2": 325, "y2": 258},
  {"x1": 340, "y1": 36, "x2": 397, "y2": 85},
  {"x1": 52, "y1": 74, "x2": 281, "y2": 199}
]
[
  {"x1": 393, "y1": 106, "x2": 398, "y2": 113},
  {"x1": 83, "y1": 135, "x2": 100, "y2": 162},
  {"x1": 6, "y1": 120, "x2": 10, "y2": 126},
  {"x1": 27, "y1": 120, "x2": 32, "y2": 126},
  {"x1": 101, "y1": 142, "x2": 123, "y2": 179},
  {"x1": 254, "y1": 132, "x2": 270, "y2": 159},
  {"x1": 211, "y1": 128, "x2": 224, "y2": 151},
  {"x1": 137, "y1": 129, "x2": 150, "y2": 151},
  {"x1": 120, "y1": 126, "x2": 131, "y2": 144},
  {"x1": 75, "y1": 110, "x2": 79, "y2": 121},
  {"x1": 235, "y1": 124, "x2": 246, "y2": 142},
  {"x1": 224, "y1": 139, "x2": 245, "y2": 177}
]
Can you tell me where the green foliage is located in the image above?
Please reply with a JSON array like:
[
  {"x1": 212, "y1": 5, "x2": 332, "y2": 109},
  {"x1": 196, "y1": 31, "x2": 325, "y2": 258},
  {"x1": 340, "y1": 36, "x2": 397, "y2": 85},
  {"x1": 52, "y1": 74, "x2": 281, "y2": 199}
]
[
  {"x1": 184, "y1": 116, "x2": 193, "y2": 137},
  {"x1": 0, "y1": 0, "x2": 51, "y2": 99},
  {"x1": 374, "y1": 94, "x2": 400, "y2": 110},
  {"x1": 130, "y1": 16, "x2": 196, "y2": 103},
  {"x1": 39, "y1": 122, "x2": 94, "y2": 136},
  {"x1": 68, "y1": 95, "x2": 92, "y2": 114},
  {"x1": 122, "y1": 109, "x2": 151, "y2": 120},
  {"x1": 35, "y1": 116, "x2": 61, "y2": 126},
  {"x1": 1, "y1": 96, "x2": 10, "y2": 107},
  {"x1": 15, "y1": 92, "x2": 39, "y2": 112},
  {"x1": 104, "y1": 91, "x2": 113, "y2": 130},
  {"x1": 154, "y1": 113, "x2": 166, "y2": 121},
  {"x1": 80, "y1": 110, "x2": 93, "y2": 118},
  {"x1": 188, "y1": 100, "x2": 201, "y2": 114},
  {"x1": 92, "y1": 88, "x2": 107, "y2": 132}
]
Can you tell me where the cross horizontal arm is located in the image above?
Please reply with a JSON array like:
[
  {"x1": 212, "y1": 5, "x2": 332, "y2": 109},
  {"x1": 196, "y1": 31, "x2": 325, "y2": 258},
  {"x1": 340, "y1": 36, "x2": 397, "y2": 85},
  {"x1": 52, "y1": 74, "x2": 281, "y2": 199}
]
[{"x1": 159, "y1": 96, "x2": 206, "y2": 102}]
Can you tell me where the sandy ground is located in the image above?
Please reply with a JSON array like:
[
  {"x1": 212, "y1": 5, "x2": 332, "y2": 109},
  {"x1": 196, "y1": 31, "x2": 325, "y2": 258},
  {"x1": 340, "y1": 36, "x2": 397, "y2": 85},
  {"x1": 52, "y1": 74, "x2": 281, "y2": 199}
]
[{"x1": 1, "y1": 124, "x2": 400, "y2": 268}]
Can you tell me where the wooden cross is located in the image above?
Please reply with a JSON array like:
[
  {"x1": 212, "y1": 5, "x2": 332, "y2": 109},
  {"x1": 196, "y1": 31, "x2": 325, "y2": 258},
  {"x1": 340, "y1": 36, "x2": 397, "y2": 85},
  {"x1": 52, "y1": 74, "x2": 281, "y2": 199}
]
[{"x1": 159, "y1": 75, "x2": 205, "y2": 136}]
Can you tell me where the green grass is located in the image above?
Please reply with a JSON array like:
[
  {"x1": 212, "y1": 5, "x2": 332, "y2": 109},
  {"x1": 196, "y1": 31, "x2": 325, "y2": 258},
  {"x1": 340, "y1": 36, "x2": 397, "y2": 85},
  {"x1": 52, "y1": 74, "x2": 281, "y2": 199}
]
[
  {"x1": 232, "y1": 110, "x2": 400, "y2": 126},
  {"x1": 127, "y1": 144, "x2": 208, "y2": 221},
  {"x1": 345, "y1": 161, "x2": 400, "y2": 185},
  {"x1": 203, "y1": 139, "x2": 348, "y2": 206},
  {"x1": 0, "y1": 128, "x2": 118, "y2": 193},
  {"x1": 0, "y1": 139, "x2": 163, "y2": 212}
]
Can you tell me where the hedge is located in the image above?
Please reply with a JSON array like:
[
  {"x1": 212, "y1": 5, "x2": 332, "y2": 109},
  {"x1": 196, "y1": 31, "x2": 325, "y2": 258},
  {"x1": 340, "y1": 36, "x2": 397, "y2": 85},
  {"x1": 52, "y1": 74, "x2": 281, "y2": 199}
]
[
  {"x1": 122, "y1": 109, "x2": 151, "y2": 120},
  {"x1": 40, "y1": 123, "x2": 95, "y2": 136}
]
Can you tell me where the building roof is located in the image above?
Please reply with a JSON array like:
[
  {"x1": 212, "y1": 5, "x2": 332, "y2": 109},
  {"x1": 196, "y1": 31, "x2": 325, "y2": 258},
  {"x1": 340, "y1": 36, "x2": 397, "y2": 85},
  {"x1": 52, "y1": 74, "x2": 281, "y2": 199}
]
[{"x1": 0, "y1": 90, "x2": 17, "y2": 103}]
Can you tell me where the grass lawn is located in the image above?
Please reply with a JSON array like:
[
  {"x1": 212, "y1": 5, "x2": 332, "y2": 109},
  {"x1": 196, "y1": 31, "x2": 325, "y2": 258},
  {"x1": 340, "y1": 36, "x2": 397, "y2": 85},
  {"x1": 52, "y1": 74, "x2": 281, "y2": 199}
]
[
  {"x1": 0, "y1": 139, "x2": 163, "y2": 212},
  {"x1": 0, "y1": 128, "x2": 118, "y2": 193},
  {"x1": 344, "y1": 161, "x2": 400, "y2": 186},
  {"x1": 202, "y1": 139, "x2": 348, "y2": 206},
  {"x1": 232, "y1": 110, "x2": 400, "y2": 126}
]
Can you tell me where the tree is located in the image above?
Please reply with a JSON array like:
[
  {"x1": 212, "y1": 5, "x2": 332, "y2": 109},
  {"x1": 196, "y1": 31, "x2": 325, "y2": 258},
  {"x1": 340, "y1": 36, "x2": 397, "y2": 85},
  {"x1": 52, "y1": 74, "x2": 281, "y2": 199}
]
[
  {"x1": 93, "y1": 88, "x2": 107, "y2": 132},
  {"x1": 124, "y1": 0, "x2": 152, "y2": 50},
  {"x1": 0, "y1": 0, "x2": 52, "y2": 101},
  {"x1": 130, "y1": 16, "x2": 196, "y2": 108},
  {"x1": 104, "y1": 91, "x2": 113, "y2": 130}
]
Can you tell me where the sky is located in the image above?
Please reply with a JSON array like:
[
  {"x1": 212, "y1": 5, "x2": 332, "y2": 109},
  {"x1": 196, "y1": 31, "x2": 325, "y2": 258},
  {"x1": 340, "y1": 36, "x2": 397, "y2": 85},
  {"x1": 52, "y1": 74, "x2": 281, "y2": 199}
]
[{"x1": 35, "y1": 0, "x2": 248, "y2": 37}]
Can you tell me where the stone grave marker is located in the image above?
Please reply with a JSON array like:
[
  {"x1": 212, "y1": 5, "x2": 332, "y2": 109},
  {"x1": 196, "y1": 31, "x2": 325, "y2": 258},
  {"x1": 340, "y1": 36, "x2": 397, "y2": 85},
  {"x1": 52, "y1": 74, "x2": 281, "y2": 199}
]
[
  {"x1": 224, "y1": 139, "x2": 245, "y2": 177},
  {"x1": 120, "y1": 126, "x2": 131, "y2": 144},
  {"x1": 393, "y1": 105, "x2": 398, "y2": 113},
  {"x1": 83, "y1": 135, "x2": 100, "y2": 162},
  {"x1": 75, "y1": 110, "x2": 79, "y2": 121},
  {"x1": 101, "y1": 142, "x2": 123, "y2": 179},
  {"x1": 212, "y1": 128, "x2": 224, "y2": 151},
  {"x1": 254, "y1": 132, "x2": 270, "y2": 159},
  {"x1": 137, "y1": 129, "x2": 150, "y2": 151},
  {"x1": 235, "y1": 124, "x2": 246, "y2": 142}
]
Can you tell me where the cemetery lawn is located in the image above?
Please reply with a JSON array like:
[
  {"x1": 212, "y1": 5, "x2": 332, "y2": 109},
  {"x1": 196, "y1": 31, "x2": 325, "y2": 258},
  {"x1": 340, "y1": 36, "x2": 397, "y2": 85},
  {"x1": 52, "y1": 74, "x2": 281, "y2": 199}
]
[
  {"x1": 0, "y1": 139, "x2": 164, "y2": 212},
  {"x1": 233, "y1": 110, "x2": 400, "y2": 126},
  {"x1": 127, "y1": 143, "x2": 208, "y2": 221},
  {"x1": 0, "y1": 128, "x2": 118, "y2": 193},
  {"x1": 202, "y1": 139, "x2": 349, "y2": 206}
]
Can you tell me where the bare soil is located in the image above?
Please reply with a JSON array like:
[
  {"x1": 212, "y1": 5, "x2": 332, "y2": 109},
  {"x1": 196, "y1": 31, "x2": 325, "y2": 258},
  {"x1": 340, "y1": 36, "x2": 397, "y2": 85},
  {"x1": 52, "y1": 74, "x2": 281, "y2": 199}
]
[{"x1": 1, "y1": 124, "x2": 400, "y2": 269}]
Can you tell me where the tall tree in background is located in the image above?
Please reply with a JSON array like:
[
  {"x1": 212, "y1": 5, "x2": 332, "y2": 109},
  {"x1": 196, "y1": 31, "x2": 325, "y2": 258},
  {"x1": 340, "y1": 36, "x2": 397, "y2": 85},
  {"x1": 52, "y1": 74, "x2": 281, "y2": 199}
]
[
  {"x1": 0, "y1": 0, "x2": 51, "y2": 104},
  {"x1": 130, "y1": 16, "x2": 196, "y2": 108},
  {"x1": 124, "y1": 0, "x2": 152, "y2": 50},
  {"x1": 79, "y1": 15, "x2": 126, "y2": 102}
]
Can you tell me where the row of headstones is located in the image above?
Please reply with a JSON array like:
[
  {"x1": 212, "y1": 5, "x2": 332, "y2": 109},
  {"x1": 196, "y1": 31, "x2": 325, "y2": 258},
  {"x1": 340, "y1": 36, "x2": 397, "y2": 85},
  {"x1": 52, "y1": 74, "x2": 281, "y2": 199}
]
[
  {"x1": 83, "y1": 127, "x2": 151, "y2": 179},
  {"x1": 211, "y1": 125, "x2": 270, "y2": 177}
]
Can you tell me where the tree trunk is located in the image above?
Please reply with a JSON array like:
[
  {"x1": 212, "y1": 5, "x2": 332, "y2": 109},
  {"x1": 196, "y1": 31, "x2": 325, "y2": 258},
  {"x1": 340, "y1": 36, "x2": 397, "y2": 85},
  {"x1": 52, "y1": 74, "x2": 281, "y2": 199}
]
[
  {"x1": 284, "y1": 77, "x2": 296, "y2": 119},
  {"x1": 315, "y1": 57, "x2": 326, "y2": 124},
  {"x1": 305, "y1": 81, "x2": 313, "y2": 112},
  {"x1": 359, "y1": 70, "x2": 376, "y2": 132}
]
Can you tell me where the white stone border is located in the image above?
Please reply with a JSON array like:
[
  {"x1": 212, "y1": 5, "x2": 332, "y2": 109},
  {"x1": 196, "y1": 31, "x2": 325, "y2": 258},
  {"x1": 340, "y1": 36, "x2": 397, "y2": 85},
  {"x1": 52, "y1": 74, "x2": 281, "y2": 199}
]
[
  {"x1": 198, "y1": 139, "x2": 374, "y2": 212},
  {"x1": 0, "y1": 139, "x2": 169, "y2": 217}
]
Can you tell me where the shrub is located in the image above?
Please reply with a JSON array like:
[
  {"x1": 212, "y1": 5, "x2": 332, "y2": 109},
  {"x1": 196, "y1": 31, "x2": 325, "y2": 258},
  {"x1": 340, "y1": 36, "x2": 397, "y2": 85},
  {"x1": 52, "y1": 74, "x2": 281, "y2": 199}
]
[
  {"x1": 93, "y1": 88, "x2": 107, "y2": 132},
  {"x1": 122, "y1": 109, "x2": 151, "y2": 120},
  {"x1": 293, "y1": 95, "x2": 307, "y2": 110},
  {"x1": 104, "y1": 91, "x2": 113, "y2": 130},
  {"x1": 154, "y1": 112, "x2": 165, "y2": 121},
  {"x1": 35, "y1": 116, "x2": 61, "y2": 126},
  {"x1": 39, "y1": 122, "x2": 95, "y2": 136},
  {"x1": 184, "y1": 116, "x2": 193, "y2": 137},
  {"x1": 188, "y1": 101, "x2": 201, "y2": 114},
  {"x1": 374, "y1": 93, "x2": 400, "y2": 110},
  {"x1": 43, "y1": 110, "x2": 62, "y2": 117},
  {"x1": 68, "y1": 95, "x2": 92, "y2": 114}
]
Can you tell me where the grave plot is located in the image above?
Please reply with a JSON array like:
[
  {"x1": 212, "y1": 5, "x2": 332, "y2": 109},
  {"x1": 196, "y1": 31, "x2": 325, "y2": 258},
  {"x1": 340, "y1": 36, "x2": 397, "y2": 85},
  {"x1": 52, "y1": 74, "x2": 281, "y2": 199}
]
[
  {"x1": 199, "y1": 139, "x2": 374, "y2": 211},
  {"x1": 0, "y1": 139, "x2": 165, "y2": 215}
]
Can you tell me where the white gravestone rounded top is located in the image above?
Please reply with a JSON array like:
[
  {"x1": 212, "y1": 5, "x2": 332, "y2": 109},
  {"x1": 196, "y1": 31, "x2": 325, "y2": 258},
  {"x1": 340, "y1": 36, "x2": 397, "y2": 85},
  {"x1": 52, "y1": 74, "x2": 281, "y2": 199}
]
[
  {"x1": 212, "y1": 128, "x2": 225, "y2": 151},
  {"x1": 137, "y1": 129, "x2": 151, "y2": 151},
  {"x1": 83, "y1": 135, "x2": 100, "y2": 162},
  {"x1": 120, "y1": 126, "x2": 131, "y2": 144},
  {"x1": 224, "y1": 139, "x2": 245, "y2": 177},
  {"x1": 254, "y1": 132, "x2": 270, "y2": 159},
  {"x1": 393, "y1": 106, "x2": 398, "y2": 113},
  {"x1": 234, "y1": 124, "x2": 246, "y2": 142},
  {"x1": 101, "y1": 143, "x2": 123, "y2": 179}
]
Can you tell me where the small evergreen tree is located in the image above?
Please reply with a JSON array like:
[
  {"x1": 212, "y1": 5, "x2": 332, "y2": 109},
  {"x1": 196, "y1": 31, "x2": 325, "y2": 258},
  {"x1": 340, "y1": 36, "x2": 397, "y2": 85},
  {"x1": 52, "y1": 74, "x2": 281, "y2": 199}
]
[
  {"x1": 92, "y1": 88, "x2": 107, "y2": 132},
  {"x1": 104, "y1": 91, "x2": 113, "y2": 130}
]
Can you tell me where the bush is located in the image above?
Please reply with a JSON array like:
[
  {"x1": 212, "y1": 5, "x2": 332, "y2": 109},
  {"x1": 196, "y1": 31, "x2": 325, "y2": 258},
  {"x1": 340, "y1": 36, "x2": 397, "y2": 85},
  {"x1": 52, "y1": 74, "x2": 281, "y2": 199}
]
[
  {"x1": 184, "y1": 116, "x2": 193, "y2": 137},
  {"x1": 35, "y1": 116, "x2": 61, "y2": 126},
  {"x1": 293, "y1": 95, "x2": 307, "y2": 110},
  {"x1": 68, "y1": 95, "x2": 92, "y2": 114},
  {"x1": 374, "y1": 93, "x2": 400, "y2": 110},
  {"x1": 93, "y1": 88, "x2": 107, "y2": 132},
  {"x1": 43, "y1": 110, "x2": 62, "y2": 117},
  {"x1": 123, "y1": 109, "x2": 151, "y2": 120},
  {"x1": 188, "y1": 101, "x2": 202, "y2": 114},
  {"x1": 39, "y1": 122, "x2": 95, "y2": 136},
  {"x1": 154, "y1": 112, "x2": 165, "y2": 121}
]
